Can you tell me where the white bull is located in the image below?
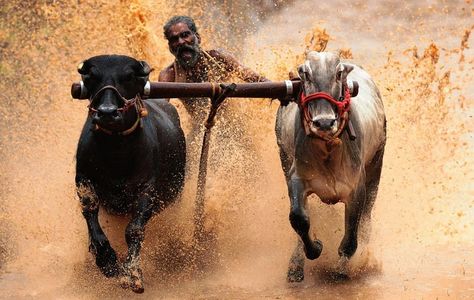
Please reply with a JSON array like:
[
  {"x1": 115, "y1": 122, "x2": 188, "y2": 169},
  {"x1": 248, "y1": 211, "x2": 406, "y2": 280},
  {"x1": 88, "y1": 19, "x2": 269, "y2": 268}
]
[{"x1": 275, "y1": 51, "x2": 386, "y2": 281}]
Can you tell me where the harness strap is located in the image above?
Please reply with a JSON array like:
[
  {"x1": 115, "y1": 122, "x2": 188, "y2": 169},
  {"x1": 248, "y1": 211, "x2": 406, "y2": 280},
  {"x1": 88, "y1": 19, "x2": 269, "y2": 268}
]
[
  {"x1": 88, "y1": 85, "x2": 144, "y2": 114},
  {"x1": 300, "y1": 88, "x2": 351, "y2": 119},
  {"x1": 88, "y1": 85, "x2": 147, "y2": 136},
  {"x1": 95, "y1": 116, "x2": 141, "y2": 136}
]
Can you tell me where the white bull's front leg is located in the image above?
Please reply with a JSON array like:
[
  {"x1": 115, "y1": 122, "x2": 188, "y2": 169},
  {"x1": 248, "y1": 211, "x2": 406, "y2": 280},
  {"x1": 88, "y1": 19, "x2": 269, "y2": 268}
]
[{"x1": 287, "y1": 177, "x2": 323, "y2": 282}]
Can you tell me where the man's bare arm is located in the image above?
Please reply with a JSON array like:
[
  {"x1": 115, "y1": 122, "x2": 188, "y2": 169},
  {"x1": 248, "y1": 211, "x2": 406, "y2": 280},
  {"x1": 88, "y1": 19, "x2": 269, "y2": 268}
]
[
  {"x1": 158, "y1": 64, "x2": 175, "y2": 82},
  {"x1": 157, "y1": 65, "x2": 176, "y2": 102}
]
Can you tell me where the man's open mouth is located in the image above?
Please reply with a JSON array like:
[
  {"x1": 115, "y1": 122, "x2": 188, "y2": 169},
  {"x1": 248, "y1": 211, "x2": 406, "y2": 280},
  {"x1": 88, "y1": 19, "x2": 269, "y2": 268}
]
[
  {"x1": 180, "y1": 51, "x2": 193, "y2": 60},
  {"x1": 178, "y1": 47, "x2": 195, "y2": 60}
]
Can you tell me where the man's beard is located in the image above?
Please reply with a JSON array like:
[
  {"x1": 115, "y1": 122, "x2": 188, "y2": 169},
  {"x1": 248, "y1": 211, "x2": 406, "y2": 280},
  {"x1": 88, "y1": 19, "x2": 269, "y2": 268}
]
[{"x1": 175, "y1": 44, "x2": 200, "y2": 69}]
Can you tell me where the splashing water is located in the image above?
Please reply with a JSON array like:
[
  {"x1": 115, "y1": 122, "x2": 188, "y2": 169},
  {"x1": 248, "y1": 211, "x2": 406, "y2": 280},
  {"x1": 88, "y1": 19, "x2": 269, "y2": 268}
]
[{"x1": 0, "y1": 0, "x2": 472, "y2": 298}]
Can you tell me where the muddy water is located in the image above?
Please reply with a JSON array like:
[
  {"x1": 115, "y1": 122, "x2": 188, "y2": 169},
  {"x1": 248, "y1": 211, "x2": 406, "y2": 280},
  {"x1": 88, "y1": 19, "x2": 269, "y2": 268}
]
[{"x1": 0, "y1": 0, "x2": 473, "y2": 299}]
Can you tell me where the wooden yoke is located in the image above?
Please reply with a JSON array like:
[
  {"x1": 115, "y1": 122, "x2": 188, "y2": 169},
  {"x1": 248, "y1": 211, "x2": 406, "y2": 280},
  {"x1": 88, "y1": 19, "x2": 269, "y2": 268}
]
[{"x1": 71, "y1": 80, "x2": 302, "y2": 100}]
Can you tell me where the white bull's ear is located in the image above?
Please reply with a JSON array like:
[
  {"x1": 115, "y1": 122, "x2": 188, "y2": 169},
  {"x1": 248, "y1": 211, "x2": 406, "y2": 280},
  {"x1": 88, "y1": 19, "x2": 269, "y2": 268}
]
[
  {"x1": 336, "y1": 63, "x2": 353, "y2": 83},
  {"x1": 297, "y1": 64, "x2": 306, "y2": 81},
  {"x1": 298, "y1": 61, "x2": 312, "y2": 81},
  {"x1": 288, "y1": 70, "x2": 300, "y2": 81}
]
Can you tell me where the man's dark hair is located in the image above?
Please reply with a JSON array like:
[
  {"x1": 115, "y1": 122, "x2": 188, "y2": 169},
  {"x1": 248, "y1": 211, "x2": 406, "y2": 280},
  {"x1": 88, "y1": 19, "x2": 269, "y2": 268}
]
[{"x1": 163, "y1": 16, "x2": 198, "y2": 39}]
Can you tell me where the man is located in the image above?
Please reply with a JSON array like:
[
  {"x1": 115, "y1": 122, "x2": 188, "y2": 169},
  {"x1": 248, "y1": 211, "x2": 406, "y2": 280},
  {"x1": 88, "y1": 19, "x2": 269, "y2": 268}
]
[{"x1": 159, "y1": 15, "x2": 269, "y2": 132}]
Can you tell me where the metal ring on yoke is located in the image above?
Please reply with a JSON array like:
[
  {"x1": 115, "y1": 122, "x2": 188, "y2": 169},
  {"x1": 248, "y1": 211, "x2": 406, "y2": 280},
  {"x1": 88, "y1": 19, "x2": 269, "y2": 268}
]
[
  {"x1": 143, "y1": 81, "x2": 151, "y2": 97},
  {"x1": 284, "y1": 80, "x2": 293, "y2": 96},
  {"x1": 80, "y1": 81, "x2": 88, "y2": 99}
]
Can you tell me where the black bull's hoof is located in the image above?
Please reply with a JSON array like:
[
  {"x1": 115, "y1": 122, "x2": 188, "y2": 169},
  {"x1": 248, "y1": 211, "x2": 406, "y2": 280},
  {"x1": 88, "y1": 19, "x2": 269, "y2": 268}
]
[
  {"x1": 120, "y1": 265, "x2": 144, "y2": 293},
  {"x1": 92, "y1": 243, "x2": 120, "y2": 278}
]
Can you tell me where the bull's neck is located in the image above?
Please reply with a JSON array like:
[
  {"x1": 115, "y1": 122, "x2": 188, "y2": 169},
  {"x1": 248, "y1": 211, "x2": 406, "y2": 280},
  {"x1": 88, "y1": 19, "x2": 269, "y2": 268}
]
[
  {"x1": 93, "y1": 129, "x2": 143, "y2": 172},
  {"x1": 96, "y1": 129, "x2": 142, "y2": 148},
  {"x1": 301, "y1": 133, "x2": 347, "y2": 169}
]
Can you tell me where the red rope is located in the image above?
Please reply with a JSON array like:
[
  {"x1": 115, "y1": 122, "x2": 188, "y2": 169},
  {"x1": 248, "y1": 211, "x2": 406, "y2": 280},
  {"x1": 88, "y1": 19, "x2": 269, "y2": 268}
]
[{"x1": 299, "y1": 88, "x2": 351, "y2": 122}]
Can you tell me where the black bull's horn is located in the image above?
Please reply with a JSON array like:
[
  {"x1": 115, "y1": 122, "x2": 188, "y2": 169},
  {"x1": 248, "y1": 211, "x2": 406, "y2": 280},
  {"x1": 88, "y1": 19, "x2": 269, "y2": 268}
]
[{"x1": 71, "y1": 80, "x2": 359, "y2": 100}]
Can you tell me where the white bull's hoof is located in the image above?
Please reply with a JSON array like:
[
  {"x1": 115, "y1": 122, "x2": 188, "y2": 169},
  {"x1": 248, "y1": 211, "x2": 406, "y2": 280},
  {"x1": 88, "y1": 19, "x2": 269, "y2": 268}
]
[
  {"x1": 287, "y1": 266, "x2": 304, "y2": 282},
  {"x1": 332, "y1": 255, "x2": 350, "y2": 281},
  {"x1": 303, "y1": 239, "x2": 323, "y2": 260}
]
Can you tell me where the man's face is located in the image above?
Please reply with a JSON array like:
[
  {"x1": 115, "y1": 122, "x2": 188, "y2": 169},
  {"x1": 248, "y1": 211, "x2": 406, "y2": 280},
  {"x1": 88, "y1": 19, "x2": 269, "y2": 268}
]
[{"x1": 166, "y1": 22, "x2": 201, "y2": 69}]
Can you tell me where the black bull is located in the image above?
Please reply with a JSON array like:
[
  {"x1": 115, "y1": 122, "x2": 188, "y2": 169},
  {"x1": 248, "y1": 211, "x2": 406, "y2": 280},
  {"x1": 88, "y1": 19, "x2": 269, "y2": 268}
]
[
  {"x1": 72, "y1": 55, "x2": 300, "y2": 293},
  {"x1": 75, "y1": 55, "x2": 185, "y2": 293}
]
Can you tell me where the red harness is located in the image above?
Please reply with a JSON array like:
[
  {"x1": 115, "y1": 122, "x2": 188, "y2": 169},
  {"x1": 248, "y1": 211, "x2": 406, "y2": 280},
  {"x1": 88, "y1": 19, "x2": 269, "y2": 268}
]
[
  {"x1": 299, "y1": 87, "x2": 351, "y2": 121},
  {"x1": 299, "y1": 87, "x2": 352, "y2": 140}
]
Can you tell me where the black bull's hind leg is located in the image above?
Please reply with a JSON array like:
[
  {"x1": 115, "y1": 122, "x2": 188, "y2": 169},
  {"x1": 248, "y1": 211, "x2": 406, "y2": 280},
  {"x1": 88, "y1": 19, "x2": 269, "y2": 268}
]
[
  {"x1": 77, "y1": 181, "x2": 120, "y2": 277},
  {"x1": 287, "y1": 178, "x2": 323, "y2": 282}
]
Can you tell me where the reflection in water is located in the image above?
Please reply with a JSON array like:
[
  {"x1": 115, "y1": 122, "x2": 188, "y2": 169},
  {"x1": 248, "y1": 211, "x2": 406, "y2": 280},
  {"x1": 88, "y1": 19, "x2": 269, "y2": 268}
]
[{"x1": 0, "y1": 0, "x2": 473, "y2": 298}]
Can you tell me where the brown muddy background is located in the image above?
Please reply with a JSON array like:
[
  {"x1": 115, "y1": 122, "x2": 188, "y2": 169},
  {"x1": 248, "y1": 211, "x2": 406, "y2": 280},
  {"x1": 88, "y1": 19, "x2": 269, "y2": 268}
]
[{"x1": 0, "y1": 0, "x2": 472, "y2": 299}]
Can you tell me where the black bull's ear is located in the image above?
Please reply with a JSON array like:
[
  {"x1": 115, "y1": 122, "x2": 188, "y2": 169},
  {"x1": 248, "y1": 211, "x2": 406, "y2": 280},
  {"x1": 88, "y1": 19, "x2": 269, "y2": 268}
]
[
  {"x1": 137, "y1": 60, "x2": 153, "y2": 79},
  {"x1": 135, "y1": 60, "x2": 154, "y2": 95}
]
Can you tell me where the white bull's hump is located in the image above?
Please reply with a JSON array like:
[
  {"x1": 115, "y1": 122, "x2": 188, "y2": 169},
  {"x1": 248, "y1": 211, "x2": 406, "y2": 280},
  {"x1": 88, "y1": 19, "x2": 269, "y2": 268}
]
[
  {"x1": 347, "y1": 64, "x2": 386, "y2": 162},
  {"x1": 307, "y1": 51, "x2": 334, "y2": 65}
]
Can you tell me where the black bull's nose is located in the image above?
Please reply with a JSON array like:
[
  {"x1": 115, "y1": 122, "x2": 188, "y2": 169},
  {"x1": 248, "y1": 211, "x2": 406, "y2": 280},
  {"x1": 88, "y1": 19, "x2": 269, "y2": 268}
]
[
  {"x1": 97, "y1": 104, "x2": 118, "y2": 117},
  {"x1": 93, "y1": 104, "x2": 120, "y2": 124},
  {"x1": 313, "y1": 118, "x2": 336, "y2": 131}
]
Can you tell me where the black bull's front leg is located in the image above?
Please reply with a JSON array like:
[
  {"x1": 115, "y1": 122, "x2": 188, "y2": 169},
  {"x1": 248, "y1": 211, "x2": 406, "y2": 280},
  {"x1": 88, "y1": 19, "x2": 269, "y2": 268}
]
[
  {"x1": 77, "y1": 180, "x2": 156, "y2": 293},
  {"x1": 287, "y1": 178, "x2": 323, "y2": 282},
  {"x1": 77, "y1": 181, "x2": 120, "y2": 277},
  {"x1": 119, "y1": 189, "x2": 155, "y2": 294}
]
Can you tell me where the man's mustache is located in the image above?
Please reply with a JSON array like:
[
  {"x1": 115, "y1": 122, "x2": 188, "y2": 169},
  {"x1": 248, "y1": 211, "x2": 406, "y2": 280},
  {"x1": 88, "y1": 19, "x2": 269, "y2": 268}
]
[{"x1": 176, "y1": 44, "x2": 199, "y2": 56}]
